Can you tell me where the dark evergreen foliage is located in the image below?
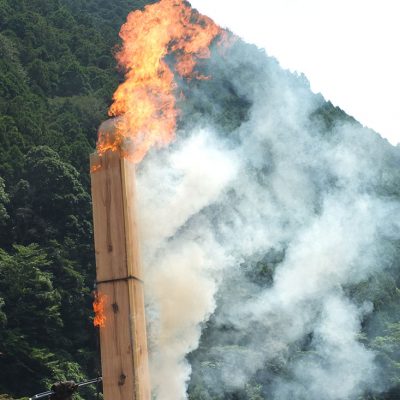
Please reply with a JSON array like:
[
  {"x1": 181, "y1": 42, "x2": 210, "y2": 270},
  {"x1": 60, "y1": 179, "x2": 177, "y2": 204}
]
[
  {"x1": 0, "y1": 0, "x2": 155, "y2": 398},
  {"x1": 0, "y1": 1, "x2": 400, "y2": 399}
]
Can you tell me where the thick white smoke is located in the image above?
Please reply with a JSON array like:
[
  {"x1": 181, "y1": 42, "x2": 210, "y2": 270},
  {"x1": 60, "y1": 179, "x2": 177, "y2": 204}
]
[
  {"x1": 137, "y1": 133, "x2": 237, "y2": 400},
  {"x1": 135, "y1": 41, "x2": 400, "y2": 400}
]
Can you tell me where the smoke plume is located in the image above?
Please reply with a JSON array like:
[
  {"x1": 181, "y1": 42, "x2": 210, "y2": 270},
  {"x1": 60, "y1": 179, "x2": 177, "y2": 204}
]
[{"x1": 135, "y1": 29, "x2": 400, "y2": 400}]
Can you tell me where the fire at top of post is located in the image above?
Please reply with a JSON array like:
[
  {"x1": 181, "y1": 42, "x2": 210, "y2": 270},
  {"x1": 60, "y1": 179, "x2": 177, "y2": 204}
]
[{"x1": 96, "y1": 0, "x2": 225, "y2": 163}]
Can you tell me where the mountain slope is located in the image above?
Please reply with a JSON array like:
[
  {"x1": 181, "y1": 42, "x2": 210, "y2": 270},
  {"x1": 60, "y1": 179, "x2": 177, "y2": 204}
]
[
  {"x1": 0, "y1": 1, "x2": 154, "y2": 398},
  {"x1": 0, "y1": 1, "x2": 399, "y2": 400}
]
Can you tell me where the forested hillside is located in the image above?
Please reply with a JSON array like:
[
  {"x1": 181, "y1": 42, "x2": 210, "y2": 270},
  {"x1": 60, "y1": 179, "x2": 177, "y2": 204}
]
[
  {"x1": 0, "y1": 1, "x2": 154, "y2": 398},
  {"x1": 1, "y1": 1, "x2": 400, "y2": 400}
]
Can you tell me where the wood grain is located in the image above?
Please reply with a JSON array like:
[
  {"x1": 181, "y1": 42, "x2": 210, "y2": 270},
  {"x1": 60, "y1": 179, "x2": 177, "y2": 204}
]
[{"x1": 90, "y1": 150, "x2": 151, "y2": 400}]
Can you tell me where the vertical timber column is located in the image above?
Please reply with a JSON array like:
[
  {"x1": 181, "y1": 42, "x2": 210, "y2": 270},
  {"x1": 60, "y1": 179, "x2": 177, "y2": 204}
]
[{"x1": 90, "y1": 150, "x2": 150, "y2": 400}]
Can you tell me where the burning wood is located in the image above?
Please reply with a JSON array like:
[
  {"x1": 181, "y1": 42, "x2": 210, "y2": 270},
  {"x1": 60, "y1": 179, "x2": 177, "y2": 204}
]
[
  {"x1": 93, "y1": 292, "x2": 106, "y2": 328},
  {"x1": 96, "y1": 0, "x2": 222, "y2": 163},
  {"x1": 90, "y1": 1, "x2": 224, "y2": 399},
  {"x1": 90, "y1": 149, "x2": 150, "y2": 400}
]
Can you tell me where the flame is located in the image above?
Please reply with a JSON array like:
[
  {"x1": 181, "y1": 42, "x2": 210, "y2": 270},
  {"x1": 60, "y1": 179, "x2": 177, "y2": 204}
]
[
  {"x1": 90, "y1": 164, "x2": 102, "y2": 174},
  {"x1": 93, "y1": 292, "x2": 107, "y2": 328},
  {"x1": 96, "y1": 0, "x2": 222, "y2": 162}
]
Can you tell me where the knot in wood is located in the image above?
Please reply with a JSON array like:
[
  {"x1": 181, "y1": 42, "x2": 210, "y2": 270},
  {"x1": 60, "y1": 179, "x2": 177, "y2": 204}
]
[{"x1": 118, "y1": 373, "x2": 127, "y2": 386}]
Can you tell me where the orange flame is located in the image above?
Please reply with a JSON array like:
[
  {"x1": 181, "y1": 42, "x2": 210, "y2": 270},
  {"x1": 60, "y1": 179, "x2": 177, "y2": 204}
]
[
  {"x1": 93, "y1": 292, "x2": 107, "y2": 328},
  {"x1": 96, "y1": 0, "x2": 222, "y2": 162}
]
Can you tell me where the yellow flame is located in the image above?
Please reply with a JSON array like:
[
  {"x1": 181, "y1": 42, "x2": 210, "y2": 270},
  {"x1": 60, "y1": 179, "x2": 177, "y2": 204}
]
[{"x1": 96, "y1": 0, "x2": 222, "y2": 162}]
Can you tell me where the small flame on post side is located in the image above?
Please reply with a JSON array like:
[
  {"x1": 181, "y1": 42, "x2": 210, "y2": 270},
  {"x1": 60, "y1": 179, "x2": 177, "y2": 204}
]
[
  {"x1": 93, "y1": 292, "x2": 107, "y2": 328},
  {"x1": 96, "y1": 0, "x2": 223, "y2": 163}
]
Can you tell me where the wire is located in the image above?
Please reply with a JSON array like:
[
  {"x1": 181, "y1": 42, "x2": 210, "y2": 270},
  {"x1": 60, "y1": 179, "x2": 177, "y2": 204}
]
[{"x1": 29, "y1": 377, "x2": 102, "y2": 400}]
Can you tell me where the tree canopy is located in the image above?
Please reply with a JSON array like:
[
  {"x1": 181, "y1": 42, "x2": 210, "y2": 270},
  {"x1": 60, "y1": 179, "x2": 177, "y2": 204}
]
[
  {"x1": 1, "y1": 1, "x2": 400, "y2": 399},
  {"x1": 0, "y1": 0, "x2": 155, "y2": 397}
]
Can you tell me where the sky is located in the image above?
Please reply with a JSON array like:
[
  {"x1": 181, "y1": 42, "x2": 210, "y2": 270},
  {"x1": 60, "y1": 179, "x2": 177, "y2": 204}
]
[{"x1": 189, "y1": 0, "x2": 400, "y2": 146}]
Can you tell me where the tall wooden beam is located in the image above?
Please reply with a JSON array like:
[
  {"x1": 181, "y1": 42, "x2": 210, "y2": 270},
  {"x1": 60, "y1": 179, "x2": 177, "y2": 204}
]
[{"x1": 90, "y1": 150, "x2": 150, "y2": 400}]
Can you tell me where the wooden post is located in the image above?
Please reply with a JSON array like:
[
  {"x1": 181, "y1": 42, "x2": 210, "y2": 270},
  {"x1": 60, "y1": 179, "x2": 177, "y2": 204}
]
[{"x1": 90, "y1": 150, "x2": 150, "y2": 400}]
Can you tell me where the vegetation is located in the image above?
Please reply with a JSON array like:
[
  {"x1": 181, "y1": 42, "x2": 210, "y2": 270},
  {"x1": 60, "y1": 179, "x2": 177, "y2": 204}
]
[
  {"x1": 1, "y1": 0, "x2": 400, "y2": 399},
  {"x1": 0, "y1": 0, "x2": 155, "y2": 398}
]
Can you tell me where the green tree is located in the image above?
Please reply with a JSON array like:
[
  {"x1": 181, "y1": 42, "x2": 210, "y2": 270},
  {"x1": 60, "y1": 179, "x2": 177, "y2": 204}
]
[
  {"x1": 12, "y1": 146, "x2": 91, "y2": 244},
  {"x1": 0, "y1": 245, "x2": 63, "y2": 395},
  {"x1": 0, "y1": 177, "x2": 9, "y2": 227}
]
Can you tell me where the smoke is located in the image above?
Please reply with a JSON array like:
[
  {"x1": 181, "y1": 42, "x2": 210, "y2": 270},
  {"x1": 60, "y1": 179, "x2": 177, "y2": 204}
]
[
  {"x1": 135, "y1": 38, "x2": 400, "y2": 400},
  {"x1": 137, "y1": 132, "x2": 237, "y2": 399}
]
